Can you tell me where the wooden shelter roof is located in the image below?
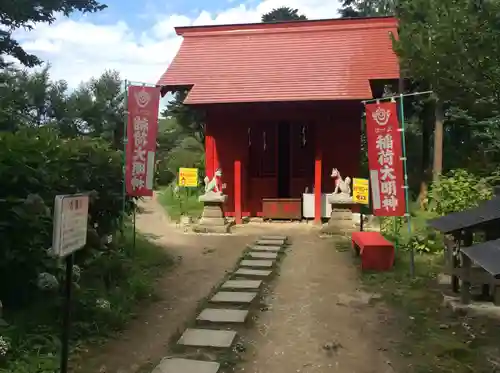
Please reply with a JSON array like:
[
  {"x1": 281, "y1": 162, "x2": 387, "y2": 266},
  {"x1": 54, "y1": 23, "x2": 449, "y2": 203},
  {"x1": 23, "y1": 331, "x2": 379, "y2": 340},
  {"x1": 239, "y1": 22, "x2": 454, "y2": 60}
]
[
  {"x1": 157, "y1": 16, "x2": 400, "y2": 104},
  {"x1": 427, "y1": 196, "x2": 500, "y2": 234}
]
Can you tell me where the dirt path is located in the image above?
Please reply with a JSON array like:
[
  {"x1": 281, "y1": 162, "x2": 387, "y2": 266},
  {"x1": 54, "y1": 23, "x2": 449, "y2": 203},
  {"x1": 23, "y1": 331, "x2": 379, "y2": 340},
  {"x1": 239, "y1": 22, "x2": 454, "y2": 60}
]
[
  {"x1": 236, "y1": 234, "x2": 402, "y2": 373},
  {"x1": 75, "y1": 196, "x2": 258, "y2": 373},
  {"x1": 75, "y1": 196, "x2": 402, "y2": 373}
]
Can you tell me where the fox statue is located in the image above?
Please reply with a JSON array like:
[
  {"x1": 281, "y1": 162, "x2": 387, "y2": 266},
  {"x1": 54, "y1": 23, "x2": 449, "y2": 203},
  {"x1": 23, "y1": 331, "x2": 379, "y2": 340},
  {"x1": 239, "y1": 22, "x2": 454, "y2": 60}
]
[{"x1": 204, "y1": 169, "x2": 222, "y2": 194}]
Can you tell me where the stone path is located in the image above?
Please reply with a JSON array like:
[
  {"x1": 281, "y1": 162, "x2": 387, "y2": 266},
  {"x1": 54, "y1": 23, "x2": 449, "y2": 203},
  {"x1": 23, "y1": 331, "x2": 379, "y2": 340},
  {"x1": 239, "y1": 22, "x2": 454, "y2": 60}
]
[
  {"x1": 233, "y1": 268, "x2": 272, "y2": 278},
  {"x1": 153, "y1": 358, "x2": 220, "y2": 373},
  {"x1": 210, "y1": 291, "x2": 257, "y2": 304},
  {"x1": 155, "y1": 236, "x2": 288, "y2": 373},
  {"x1": 248, "y1": 251, "x2": 278, "y2": 259},
  {"x1": 72, "y1": 195, "x2": 261, "y2": 373},
  {"x1": 240, "y1": 259, "x2": 274, "y2": 268},
  {"x1": 234, "y1": 234, "x2": 401, "y2": 373}
]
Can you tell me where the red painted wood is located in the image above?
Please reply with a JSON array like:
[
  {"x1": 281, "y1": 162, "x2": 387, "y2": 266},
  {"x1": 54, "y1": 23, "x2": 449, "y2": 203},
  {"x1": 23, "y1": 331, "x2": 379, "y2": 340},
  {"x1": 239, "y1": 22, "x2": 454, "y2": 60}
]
[
  {"x1": 158, "y1": 18, "x2": 400, "y2": 104},
  {"x1": 314, "y1": 141, "x2": 322, "y2": 223},
  {"x1": 351, "y1": 232, "x2": 395, "y2": 271},
  {"x1": 205, "y1": 101, "x2": 361, "y2": 219},
  {"x1": 205, "y1": 121, "x2": 215, "y2": 180},
  {"x1": 234, "y1": 159, "x2": 242, "y2": 224},
  {"x1": 352, "y1": 231, "x2": 393, "y2": 247}
]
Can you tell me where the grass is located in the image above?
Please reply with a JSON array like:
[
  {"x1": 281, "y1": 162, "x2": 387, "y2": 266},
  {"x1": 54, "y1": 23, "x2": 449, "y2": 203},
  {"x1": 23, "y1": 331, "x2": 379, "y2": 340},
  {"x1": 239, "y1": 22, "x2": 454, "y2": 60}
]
[
  {"x1": 0, "y1": 230, "x2": 174, "y2": 373},
  {"x1": 157, "y1": 184, "x2": 203, "y2": 222},
  {"x1": 358, "y1": 248, "x2": 500, "y2": 373}
]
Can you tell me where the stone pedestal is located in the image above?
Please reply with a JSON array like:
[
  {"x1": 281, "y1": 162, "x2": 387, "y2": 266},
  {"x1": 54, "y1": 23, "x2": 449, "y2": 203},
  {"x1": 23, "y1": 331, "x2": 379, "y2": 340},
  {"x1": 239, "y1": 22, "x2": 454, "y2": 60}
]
[
  {"x1": 321, "y1": 194, "x2": 356, "y2": 235},
  {"x1": 193, "y1": 192, "x2": 232, "y2": 234}
]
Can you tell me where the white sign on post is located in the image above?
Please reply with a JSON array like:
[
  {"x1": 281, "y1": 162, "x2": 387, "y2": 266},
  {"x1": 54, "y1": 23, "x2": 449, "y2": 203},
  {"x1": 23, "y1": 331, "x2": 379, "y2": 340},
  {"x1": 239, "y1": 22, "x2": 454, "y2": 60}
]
[{"x1": 52, "y1": 194, "x2": 89, "y2": 258}]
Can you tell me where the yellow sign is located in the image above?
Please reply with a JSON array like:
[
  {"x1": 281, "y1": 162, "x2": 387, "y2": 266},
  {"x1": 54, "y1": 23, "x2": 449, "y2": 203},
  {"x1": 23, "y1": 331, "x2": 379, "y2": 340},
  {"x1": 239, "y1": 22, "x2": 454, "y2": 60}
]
[
  {"x1": 353, "y1": 178, "x2": 369, "y2": 205},
  {"x1": 178, "y1": 168, "x2": 198, "y2": 187}
]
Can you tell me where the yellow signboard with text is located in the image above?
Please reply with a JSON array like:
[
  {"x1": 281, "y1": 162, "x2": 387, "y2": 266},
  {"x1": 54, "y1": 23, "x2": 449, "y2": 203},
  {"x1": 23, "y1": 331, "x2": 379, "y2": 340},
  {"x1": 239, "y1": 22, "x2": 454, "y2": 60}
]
[
  {"x1": 178, "y1": 168, "x2": 198, "y2": 187},
  {"x1": 353, "y1": 178, "x2": 369, "y2": 205}
]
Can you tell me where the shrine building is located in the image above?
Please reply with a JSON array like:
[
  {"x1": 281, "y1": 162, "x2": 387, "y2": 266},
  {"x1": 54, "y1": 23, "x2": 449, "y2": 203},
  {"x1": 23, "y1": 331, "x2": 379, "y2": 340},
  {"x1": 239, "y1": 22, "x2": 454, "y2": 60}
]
[{"x1": 157, "y1": 16, "x2": 400, "y2": 224}]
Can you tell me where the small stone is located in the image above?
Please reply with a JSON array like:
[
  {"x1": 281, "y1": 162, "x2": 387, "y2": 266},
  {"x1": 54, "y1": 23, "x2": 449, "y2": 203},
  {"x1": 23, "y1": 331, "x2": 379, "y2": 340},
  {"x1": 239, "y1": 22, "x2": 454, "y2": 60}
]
[
  {"x1": 255, "y1": 239, "x2": 284, "y2": 246},
  {"x1": 240, "y1": 260, "x2": 274, "y2": 268},
  {"x1": 152, "y1": 358, "x2": 220, "y2": 373},
  {"x1": 323, "y1": 341, "x2": 342, "y2": 351},
  {"x1": 177, "y1": 328, "x2": 237, "y2": 348},
  {"x1": 249, "y1": 245, "x2": 281, "y2": 252},
  {"x1": 221, "y1": 280, "x2": 262, "y2": 290},
  {"x1": 248, "y1": 252, "x2": 278, "y2": 259},
  {"x1": 211, "y1": 291, "x2": 257, "y2": 304},
  {"x1": 197, "y1": 308, "x2": 248, "y2": 323},
  {"x1": 234, "y1": 268, "x2": 272, "y2": 278},
  {"x1": 259, "y1": 235, "x2": 287, "y2": 241}
]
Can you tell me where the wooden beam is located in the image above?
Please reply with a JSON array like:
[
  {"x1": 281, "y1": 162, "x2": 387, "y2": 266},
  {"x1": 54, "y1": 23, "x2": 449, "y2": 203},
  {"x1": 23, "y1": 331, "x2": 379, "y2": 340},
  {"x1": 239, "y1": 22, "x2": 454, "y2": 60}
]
[
  {"x1": 314, "y1": 148, "x2": 322, "y2": 224},
  {"x1": 234, "y1": 160, "x2": 242, "y2": 224}
]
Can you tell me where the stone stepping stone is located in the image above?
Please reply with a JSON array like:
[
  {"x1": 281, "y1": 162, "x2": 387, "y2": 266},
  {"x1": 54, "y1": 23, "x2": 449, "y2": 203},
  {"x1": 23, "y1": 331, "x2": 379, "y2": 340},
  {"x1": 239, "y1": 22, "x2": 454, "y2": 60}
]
[
  {"x1": 177, "y1": 328, "x2": 236, "y2": 348},
  {"x1": 211, "y1": 291, "x2": 257, "y2": 304},
  {"x1": 240, "y1": 259, "x2": 274, "y2": 268},
  {"x1": 255, "y1": 239, "x2": 284, "y2": 246},
  {"x1": 234, "y1": 268, "x2": 272, "y2": 278},
  {"x1": 221, "y1": 279, "x2": 262, "y2": 290},
  {"x1": 197, "y1": 308, "x2": 249, "y2": 323},
  {"x1": 249, "y1": 245, "x2": 282, "y2": 252},
  {"x1": 260, "y1": 235, "x2": 287, "y2": 241},
  {"x1": 248, "y1": 251, "x2": 278, "y2": 259},
  {"x1": 153, "y1": 358, "x2": 220, "y2": 373}
]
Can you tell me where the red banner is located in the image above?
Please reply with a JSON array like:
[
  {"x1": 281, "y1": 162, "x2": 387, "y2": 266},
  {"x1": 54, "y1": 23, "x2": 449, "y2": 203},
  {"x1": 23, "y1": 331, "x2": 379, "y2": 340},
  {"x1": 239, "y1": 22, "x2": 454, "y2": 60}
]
[
  {"x1": 365, "y1": 102, "x2": 406, "y2": 216},
  {"x1": 125, "y1": 85, "x2": 161, "y2": 197}
]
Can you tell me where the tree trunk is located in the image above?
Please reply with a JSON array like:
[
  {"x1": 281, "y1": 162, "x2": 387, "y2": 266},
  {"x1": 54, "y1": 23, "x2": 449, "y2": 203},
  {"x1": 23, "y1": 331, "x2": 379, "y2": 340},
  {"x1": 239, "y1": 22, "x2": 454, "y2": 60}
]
[
  {"x1": 433, "y1": 98, "x2": 444, "y2": 182},
  {"x1": 418, "y1": 101, "x2": 432, "y2": 210}
]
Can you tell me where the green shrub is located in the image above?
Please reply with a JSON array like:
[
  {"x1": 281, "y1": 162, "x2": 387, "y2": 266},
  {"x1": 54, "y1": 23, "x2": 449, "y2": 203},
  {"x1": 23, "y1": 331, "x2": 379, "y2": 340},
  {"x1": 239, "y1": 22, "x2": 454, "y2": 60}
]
[
  {"x1": 0, "y1": 128, "x2": 135, "y2": 307},
  {"x1": 382, "y1": 169, "x2": 492, "y2": 255},
  {"x1": 380, "y1": 206, "x2": 443, "y2": 254},
  {"x1": 158, "y1": 184, "x2": 203, "y2": 221},
  {"x1": 429, "y1": 169, "x2": 492, "y2": 215},
  {"x1": 0, "y1": 231, "x2": 172, "y2": 373}
]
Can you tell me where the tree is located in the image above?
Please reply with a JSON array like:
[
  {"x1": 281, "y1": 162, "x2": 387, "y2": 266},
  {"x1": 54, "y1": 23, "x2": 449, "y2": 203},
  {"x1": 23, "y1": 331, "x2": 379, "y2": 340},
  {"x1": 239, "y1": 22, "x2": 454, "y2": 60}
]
[
  {"x1": 395, "y1": 0, "x2": 500, "y2": 176},
  {"x1": 162, "y1": 90, "x2": 205, "y2": 144},
  {"x1": 0, "y1": 0, "x2": 107, "y2": 67},
  {"x1": 261, "y1": 7, "x2": 308, "y2": 22},
  {"x1": 338, "y1": 0, "x2": 396, "y2": 17},
  {"x1": 69, "y1": 70, "x2": 126, "y2": 147},
  {"x1": 0, "y1": 67, "x2": 126, "y2": 148}
]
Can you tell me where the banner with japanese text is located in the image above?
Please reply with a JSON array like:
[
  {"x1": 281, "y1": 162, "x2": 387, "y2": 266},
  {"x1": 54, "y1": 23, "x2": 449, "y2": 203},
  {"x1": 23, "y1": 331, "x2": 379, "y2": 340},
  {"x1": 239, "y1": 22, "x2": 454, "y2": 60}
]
[
  {"x1": 365, "y1": 102, "x2": 406, "y2": 216},
  {"x1": 125, "y1": 85, "x2": 161, "y2": 197}
]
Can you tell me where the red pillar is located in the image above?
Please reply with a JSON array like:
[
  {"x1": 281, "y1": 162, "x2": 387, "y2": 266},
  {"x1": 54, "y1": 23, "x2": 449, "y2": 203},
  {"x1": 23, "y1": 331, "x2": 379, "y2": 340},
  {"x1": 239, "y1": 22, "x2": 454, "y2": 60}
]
[
  {"x1": 205, "y1": 130, "x2": 215, "y2": 178},
  {"x1": 234, "y1": 159, "x2": 242, "y2": 224},
  {"x1": 314, "y1": 148, "x2": 322, "y2": 224}
]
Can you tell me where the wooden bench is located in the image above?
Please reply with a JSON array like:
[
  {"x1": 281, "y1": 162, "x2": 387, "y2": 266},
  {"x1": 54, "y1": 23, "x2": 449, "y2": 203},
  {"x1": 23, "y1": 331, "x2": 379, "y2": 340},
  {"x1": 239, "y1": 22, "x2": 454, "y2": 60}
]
[
  {"x1": 445, "y1": 237, "x2": 500, "y2": 305},
  {"x1": 351, "y1": 231, "x2": 395, "y2": 271}
]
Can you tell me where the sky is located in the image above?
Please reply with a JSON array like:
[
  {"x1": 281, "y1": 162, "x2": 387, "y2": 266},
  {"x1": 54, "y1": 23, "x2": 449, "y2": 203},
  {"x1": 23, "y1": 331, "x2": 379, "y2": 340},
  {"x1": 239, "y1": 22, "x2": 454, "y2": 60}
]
[{"x1": 11, "y1": 0, "x2": 341, "y2": 90}]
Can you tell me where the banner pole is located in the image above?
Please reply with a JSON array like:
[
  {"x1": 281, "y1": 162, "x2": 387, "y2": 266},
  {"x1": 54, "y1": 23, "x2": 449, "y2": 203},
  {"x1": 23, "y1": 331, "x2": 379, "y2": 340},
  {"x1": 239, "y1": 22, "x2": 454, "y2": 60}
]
[
  {"x1": 122, "y1": 80, "x2": 128, "y2": 237},
  {"x1": 362, "y1": 90, "x2": 433, "y2": 104},
  {"x1": 399, "y1": 94, "x2": 415, "y2": 276},
  {"x1": 133, "y1": 205, "x2": 136, "y2": 251}
]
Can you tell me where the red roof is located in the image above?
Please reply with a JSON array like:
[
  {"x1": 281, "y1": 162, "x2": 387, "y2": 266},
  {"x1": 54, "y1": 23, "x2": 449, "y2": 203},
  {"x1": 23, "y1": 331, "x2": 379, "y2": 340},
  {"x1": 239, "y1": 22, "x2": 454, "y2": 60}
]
[{"x1": 157, "y1": 17, "x2": 399, "y2": 104}]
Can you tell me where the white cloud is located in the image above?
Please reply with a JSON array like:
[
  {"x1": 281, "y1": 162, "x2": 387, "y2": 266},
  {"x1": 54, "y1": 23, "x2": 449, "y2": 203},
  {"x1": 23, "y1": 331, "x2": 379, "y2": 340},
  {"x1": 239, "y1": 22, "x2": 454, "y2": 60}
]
[{"x1": 11, "y1": 0, "x2": 341, "y2": 88}]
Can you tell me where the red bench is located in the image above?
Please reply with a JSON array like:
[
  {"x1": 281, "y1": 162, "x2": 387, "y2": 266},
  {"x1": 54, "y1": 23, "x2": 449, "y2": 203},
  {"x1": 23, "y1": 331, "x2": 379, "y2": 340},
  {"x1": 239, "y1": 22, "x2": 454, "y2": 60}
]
[{"x1": 351, "y1": 231, "x2": 395, "y2": 271}]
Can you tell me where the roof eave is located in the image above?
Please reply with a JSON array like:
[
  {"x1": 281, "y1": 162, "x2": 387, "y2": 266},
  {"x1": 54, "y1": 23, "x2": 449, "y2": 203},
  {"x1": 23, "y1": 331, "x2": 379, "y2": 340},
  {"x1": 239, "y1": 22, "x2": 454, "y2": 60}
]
[{"x1": 174, "y1": 16, "x2": 397, "y2": 36}]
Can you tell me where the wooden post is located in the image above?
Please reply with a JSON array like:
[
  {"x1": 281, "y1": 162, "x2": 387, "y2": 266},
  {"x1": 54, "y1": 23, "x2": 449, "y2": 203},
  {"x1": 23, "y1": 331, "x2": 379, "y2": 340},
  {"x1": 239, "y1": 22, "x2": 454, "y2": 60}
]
[
  {"x1": 314, "y1": 149, "x2": 322, "y2": 224},
  {"x1": 460, "y1": 230, "x2": 473, "y2": 304},
  {"x1": 493, "y1": 286, "x2": 500, "y2": 306},
  {"x1": 234, "y1": 160, "x2": 242, "y2": 224},
  {"x1": 460, "y1": 252, "x2": 472, "y2": 305},
  {"x1": 451, "y1": 232, "x2": 460, "y2": 293},
  {"x1": 205, "y1": 127, "x2": 215, "y2": 180}
]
